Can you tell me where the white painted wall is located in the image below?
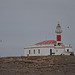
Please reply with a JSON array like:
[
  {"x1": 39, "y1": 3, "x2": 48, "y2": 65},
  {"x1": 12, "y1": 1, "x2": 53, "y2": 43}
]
[
  {"x1": 54, "y1": 48, "x2": 64, "y2": 55},
  {"x1": 24, "y1": 46, "x2": 55, "y2": 56},
  {"x1": 24, "y1": 44, "x2": 73, "y2": 56},
  {"x1": 65, "y1": 47, "x2": 72, "y2": 52}
]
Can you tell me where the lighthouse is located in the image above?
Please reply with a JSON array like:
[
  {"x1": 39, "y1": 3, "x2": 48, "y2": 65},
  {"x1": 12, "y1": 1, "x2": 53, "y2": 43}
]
[
  {"x1": 24, "y1": 23, "x2": 73, "y2": 56},
  {"x1": 55, "y1": 24, "x2": 62, "y2": 46}
]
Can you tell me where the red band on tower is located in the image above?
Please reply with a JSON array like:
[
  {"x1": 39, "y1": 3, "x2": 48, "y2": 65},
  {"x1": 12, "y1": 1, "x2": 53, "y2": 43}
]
[{"x1": 57, "y1": 35, "x2": 61, "y2": 41}]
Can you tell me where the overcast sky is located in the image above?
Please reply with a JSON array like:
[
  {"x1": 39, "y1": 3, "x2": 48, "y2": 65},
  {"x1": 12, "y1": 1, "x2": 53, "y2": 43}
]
[{"x1": 0, "y1": 0, "x2": 75, "y2": 57}]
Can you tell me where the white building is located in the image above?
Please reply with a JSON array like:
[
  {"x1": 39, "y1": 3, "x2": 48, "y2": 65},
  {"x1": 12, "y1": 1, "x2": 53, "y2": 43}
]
[{"x1": 24, "y1": 24, "x2": 74, "y2": 56}]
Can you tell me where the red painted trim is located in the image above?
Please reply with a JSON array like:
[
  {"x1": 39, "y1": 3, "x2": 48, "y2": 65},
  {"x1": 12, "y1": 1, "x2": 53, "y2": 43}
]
[{"x1": 57, "y1": 35, "x2": 61, "y2": 41}]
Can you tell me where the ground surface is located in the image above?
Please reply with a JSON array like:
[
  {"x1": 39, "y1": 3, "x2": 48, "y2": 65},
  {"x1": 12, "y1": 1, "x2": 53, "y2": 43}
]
[{"x1": 0, "y1": 56, "x2": 75, "y2": 75}]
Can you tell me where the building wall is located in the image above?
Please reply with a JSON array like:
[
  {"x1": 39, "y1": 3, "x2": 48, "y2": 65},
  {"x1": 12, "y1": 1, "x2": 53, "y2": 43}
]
[
  {"x1": 54, "y1": 48, "x2": 64, "y2": 55},
  {"x1": 24, "y1": 45, "x2": 72, "y2": 56},
  {"x1": 65, "y1": 47, "x2": 72, "y2": 52},
  {"x1": 24, "y1": 47, "x2": 55, "y2": 56}
]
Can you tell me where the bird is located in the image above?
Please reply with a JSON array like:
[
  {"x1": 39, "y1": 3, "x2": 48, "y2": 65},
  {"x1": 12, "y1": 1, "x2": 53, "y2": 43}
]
[
  {"x1": 67, "y1": 26, "x2": 69, "y2": 28},
  {"x1": 0, "y1": 40, "x2": 2, "y2": 42}
]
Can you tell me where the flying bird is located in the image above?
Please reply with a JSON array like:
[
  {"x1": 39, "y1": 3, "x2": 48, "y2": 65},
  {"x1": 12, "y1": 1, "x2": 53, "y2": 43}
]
[
  {"x1": 0, "y1": 40, "x2": 2, "y2": 42},
  {"x1": 67, "y1": 26, "x2": 69, "y2": 28}
]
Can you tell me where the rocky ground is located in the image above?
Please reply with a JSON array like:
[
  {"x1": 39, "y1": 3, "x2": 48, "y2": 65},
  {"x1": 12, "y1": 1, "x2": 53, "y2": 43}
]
[{"x1": 0, "y1": 56, "x2": 75, "y2": 75}]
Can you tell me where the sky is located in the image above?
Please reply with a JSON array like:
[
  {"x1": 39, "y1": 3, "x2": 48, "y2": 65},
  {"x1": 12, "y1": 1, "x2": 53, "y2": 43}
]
[{"x1": 0, "y1": 0, "x2": 75, "y2": 57}]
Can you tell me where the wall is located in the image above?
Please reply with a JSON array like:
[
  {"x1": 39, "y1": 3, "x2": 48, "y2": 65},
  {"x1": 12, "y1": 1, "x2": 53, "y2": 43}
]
[
  {"x1": 24, "y1": 45, "x2": 73, "y2": 56},
  {"x1": 24, "y1": 47, "x2": 55, "y2": 56},
  {"x1": 54, "y1": 48, "x2": 64, "y2": 55}
]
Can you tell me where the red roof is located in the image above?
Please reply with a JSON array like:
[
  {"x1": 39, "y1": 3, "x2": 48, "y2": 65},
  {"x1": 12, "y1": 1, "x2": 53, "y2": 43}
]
[
  {"x1": 35, "y1": 40, "x2": 57, "y2": 45},
  {"x1": 57, "y1": 24, "x2": 60, "y2": 27}
]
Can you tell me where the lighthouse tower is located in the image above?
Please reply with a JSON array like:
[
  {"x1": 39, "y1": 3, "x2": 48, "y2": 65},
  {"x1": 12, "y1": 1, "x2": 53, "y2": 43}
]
[{"x1": 56, "y1": 24, "x2": 62, "y2": 46}]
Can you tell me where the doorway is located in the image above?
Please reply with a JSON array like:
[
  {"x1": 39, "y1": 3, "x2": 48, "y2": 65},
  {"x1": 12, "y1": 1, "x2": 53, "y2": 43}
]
[{"x1": 50, "y1": 49, "x2": 52, "y2": 55}]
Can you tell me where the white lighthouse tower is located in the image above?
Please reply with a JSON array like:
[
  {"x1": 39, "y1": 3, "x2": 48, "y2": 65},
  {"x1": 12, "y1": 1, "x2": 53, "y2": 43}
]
[{"x1": 55, "y1": 24, "x2": 62, "y2": 46}]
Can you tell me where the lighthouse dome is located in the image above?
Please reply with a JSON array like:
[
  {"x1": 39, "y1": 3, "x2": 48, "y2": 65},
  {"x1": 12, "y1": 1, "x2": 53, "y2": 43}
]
[{"x1": 57, "y1": 24, "x2": 61, "y2": 28}]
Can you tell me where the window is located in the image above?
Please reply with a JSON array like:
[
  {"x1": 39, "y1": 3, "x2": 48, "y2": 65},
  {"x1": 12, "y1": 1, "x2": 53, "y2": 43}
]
[
  {"x1": 38, "y1": 49, "x2": 40, "y2": 54},
  {"x1": 67, "y1": 49, "x2": 69, "y2": 52},
  {"x1": 58, "y1": 43, "x2": 61, "y2": 46},
  {"x1": 54, "y1": 44, "x2": 56, "y2": 46},
  {"x1": 29, "y1": 50, "x2": 31, "y2": 54},
  {"x1": 34, "y1": 50, "x2": 35, "y2": 54}
]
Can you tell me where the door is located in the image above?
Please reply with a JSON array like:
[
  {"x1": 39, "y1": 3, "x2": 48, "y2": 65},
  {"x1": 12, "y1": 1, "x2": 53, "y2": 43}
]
[{"x1": 50, "y1": 49, "x2": 52, "y2": 55}]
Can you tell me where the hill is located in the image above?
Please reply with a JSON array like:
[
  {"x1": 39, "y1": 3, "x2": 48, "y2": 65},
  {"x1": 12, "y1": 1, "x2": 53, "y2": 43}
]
[{"x1": 0, "y1": 56, "x2": 75, "y2": 75}]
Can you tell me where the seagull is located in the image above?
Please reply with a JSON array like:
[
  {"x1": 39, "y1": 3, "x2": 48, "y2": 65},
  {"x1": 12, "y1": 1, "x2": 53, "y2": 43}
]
[
  {"x1": 0, "y1": 40, "x2": 2, "y2": 42},
  {"x1": 67, "y1": 26, "x2": 69, "y2": 28}
]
